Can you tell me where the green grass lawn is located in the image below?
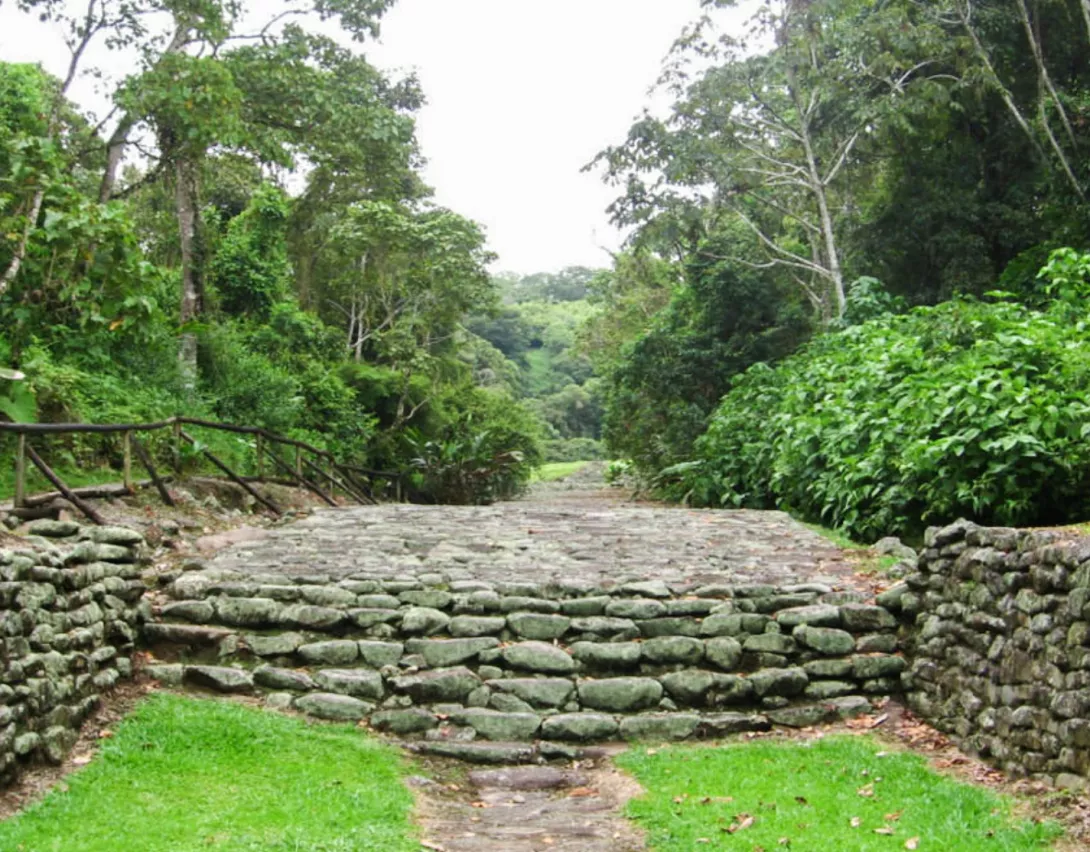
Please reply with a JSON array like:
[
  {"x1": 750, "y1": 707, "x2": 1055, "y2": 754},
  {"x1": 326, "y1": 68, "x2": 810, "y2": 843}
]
[
  {"x1": 803, "y1": 520, "x2": 869, "y2": 551},
  {"x1": 531, "y1": 461, "x2": 589, "y2": 483},
  {"x1": 617, "y1": 736, "x2": 1061, "y2": 851},
  {"x1": 0, "y1": 694, "x2": 417, "y2": 852}
]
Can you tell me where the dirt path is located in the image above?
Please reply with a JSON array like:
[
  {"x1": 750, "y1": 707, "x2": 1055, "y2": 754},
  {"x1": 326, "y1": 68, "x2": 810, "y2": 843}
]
[{"x1": 413, "y1": 756, "x2": 646, "y2": 852}]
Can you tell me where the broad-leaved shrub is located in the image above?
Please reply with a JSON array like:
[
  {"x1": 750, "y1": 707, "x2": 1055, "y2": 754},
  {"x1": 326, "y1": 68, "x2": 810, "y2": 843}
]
[{"x1": 674, "y1": 296, "x2": 1090, "y2": 540}]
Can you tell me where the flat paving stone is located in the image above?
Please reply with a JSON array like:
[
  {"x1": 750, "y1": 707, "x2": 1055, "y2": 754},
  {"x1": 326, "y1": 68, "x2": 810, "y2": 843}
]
[
  {"x1": 200, "y1": 469, "x2": 855, "y2": 591},
  {"x1": 415, "y1": 753, "x2": 646, "y2": 852}
]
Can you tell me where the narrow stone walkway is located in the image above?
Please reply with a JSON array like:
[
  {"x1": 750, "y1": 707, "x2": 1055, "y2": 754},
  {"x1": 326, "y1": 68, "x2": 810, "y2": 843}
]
[{"x1": 413, "y1": 758, "x2": 646, "y2": 852}]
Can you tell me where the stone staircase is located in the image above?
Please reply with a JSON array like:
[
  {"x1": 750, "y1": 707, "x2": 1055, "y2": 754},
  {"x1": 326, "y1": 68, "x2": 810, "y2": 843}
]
[{"x1": 144, "y1": 563, "x2": 907, "y2": 751}]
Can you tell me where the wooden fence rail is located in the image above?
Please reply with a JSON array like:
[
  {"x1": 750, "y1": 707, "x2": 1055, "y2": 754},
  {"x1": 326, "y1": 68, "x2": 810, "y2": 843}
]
[{"x1": 0, "y1": 416, "x2": 395, "y2": 525}]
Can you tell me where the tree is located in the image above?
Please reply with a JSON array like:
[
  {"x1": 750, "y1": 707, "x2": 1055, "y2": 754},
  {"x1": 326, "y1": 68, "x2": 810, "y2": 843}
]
[
  {"x1": 6, "y1": 0, "x2": 399, "y2": 387},
  {"x1": 594, "y1": 0, "x2": 953, "y2": 323},
  {"x1": 208, "y1": 183, "x2": 291, "y2": 318}
]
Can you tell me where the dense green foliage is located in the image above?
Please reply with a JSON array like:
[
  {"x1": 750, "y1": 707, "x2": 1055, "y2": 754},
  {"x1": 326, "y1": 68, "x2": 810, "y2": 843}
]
[
  {"x1": 593, "y1": 241, "x2": 809, "y2": 473},
  {"x1": 586, "y1": 0, "x2": 1090, "y2": 535},
  {"x1": 0, "y1": 694, "x2": 416, "y2": 851},
  {"x1": 669, "y1": 287, "x2": 1090, "y2": 541},
  {"x1": 469, "y1": 267, "x2": 606, "y2": 462},
  {"x1": 618, "y1": 737, "x2": 1061, "y2": 851},
  {"x1": 0, "y1": 1, "x2": 543, "y2": 504}
]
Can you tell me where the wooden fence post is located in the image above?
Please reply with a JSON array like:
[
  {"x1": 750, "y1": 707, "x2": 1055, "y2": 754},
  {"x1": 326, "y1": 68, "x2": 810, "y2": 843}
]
[
  {"x1": 295, "y1": 446, "x2": 303, "y2": 479},
  {"x1": 24, "y1": 443, "x2": 106, "y2": 525},
  {"x1": 172, "y1": 420, "x2": 182, "y2": 473},
  {"x1": 132, "y1": 436, "x2": 175, "y2": 507},
  {"x1": 179, "y1": 428, "x2": 281, "y2": 516},
  {"x1": 14, "y1": 433, "x2": 26, "y2": 509},
  {"x1": 122, "y1": 431, "x2": 133, "y2": 493}
]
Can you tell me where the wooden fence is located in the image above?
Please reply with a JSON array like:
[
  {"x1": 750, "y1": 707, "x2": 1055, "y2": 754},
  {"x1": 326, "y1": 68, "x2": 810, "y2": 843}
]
[{"x1": 0, "y1": 417, "x2": 399, "y2": 525}]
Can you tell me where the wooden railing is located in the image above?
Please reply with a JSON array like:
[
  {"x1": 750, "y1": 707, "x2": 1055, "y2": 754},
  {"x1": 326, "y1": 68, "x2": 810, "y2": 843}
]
[{"x1": 0, "y1": 416, "x2": 399, "y2": 525}]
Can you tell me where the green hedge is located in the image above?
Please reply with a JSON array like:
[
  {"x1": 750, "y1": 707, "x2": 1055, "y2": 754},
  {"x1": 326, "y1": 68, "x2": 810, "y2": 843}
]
[{"x1": 673, "y1": 297, "x2": 1090, "y2": 541}]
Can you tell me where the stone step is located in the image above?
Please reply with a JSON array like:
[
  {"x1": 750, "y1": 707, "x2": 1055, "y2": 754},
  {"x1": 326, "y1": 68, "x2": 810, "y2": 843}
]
[{"x1": 146, "y1": 661, "x2": 874, "y2": 744}]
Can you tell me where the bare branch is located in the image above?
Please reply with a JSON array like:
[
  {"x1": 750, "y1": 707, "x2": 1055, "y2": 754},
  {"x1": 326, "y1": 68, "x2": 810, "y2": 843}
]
[
  {"x1": 1017, "y1": 0, "x2": 1077, "y2": 152},
  {"x1": 732, "y1": 208, "x2": 831, "y2": 278},
  {"x1": 822, "y1": 131, "x2": 859, "y2": 186}
]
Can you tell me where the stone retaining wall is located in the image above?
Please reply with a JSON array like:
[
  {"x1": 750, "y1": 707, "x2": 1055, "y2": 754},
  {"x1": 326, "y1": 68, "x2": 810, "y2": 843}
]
[
  {"x1": 146, "y1": 567, "x2": 904, "y2": 742},
  {"x1": 0, "y1": 521, "x2": 147, "y2": 784},
  {"x1": 899, "y1": 519, "x2": 1090, "y2": 787}
]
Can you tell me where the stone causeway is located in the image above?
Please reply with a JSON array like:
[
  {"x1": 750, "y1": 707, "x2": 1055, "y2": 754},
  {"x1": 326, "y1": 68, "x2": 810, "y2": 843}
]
[
  {"x1": 10, "y1": 474, "x2": 1090, "y2": 789},
  {"x1": 142, "y1": 491, "x2": 907, "y2": 752}
]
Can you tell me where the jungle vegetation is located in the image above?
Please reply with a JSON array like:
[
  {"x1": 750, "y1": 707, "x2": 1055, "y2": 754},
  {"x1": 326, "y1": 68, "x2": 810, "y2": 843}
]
[
  {"x1": 6, "y1": 0, "x2": 1090, "y2": 529},
  {"x1": 585, "y1": 0, "x2": 1090, "y2": 538}
]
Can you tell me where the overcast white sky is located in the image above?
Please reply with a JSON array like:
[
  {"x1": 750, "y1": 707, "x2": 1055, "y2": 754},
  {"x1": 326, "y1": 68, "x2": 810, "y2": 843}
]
[{"x1": 0, "y1": 0, "x2": 705, "y2": 274}]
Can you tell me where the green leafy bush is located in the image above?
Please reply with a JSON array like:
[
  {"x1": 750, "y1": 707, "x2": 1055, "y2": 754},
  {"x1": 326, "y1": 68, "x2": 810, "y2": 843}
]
[
  {"x1": 404, "y1": 386, "x2": 542, "y2": 504},
  {"x1": 198, "y1": 323, "x2": 303, "y2": 435},
  {"x1": 208, "y1": 184, "x2": 292, "y2": 318},
  {"x1": 674, "y1": 295, "x2": 1090, "y2": 541}
]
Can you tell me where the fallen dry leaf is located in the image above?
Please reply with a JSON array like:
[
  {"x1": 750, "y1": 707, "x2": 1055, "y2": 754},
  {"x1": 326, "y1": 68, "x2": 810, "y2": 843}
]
[
  {"x1": 857, "y1": 784, "x2": 875, "y2": 798},
  {"x1": 905, "y1": 838, "x2": 920, "y2": 850},
  {"x1": 568, "y1": 787, "x2": 598, "y2": 798},
  {"x1": 874, "y1": 827, "x2": 894, "y2": 835},
  {"x1": 850, "y1": 817, "x2": 862, "y2": 828}
]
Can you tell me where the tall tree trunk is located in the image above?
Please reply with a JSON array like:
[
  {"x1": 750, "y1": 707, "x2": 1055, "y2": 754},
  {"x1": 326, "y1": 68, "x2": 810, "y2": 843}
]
[
  {"x1": 98, "y1": 26, "x2": 190, "y2": 203},
  {"x1": 955, "y1": 0, "x2": 1082, "y2": 197},
  {"x1": 175, "y1": 154, "x2": 204, "y2": 395},
  {"x1": 98, "y1": 115, "x2": 137, "y2": 203}
]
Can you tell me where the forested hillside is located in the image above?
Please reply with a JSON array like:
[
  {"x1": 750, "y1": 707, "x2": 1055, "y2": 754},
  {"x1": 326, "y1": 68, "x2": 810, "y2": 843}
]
[
  {"x1": 0, "y1": 0, "x2": 544, "y2": 503},
  {"x1": 588, "y1": 0, "x2": 1090, "y2": 538},
  {"x1": 469, "y1": 267, "x2": 605, "y2": 463}
]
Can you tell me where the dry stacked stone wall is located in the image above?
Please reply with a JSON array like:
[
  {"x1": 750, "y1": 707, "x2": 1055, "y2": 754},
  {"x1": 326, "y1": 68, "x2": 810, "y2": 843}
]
[
  {"x1": 0, "y1": 521, "x2": 147, "y2": 784},
  {"x1": 146, "y1": 567, "x2": 904, "y2": 743},
  {"x1": 898, "y1": 519, "x2": 1090, "y2": 787}
]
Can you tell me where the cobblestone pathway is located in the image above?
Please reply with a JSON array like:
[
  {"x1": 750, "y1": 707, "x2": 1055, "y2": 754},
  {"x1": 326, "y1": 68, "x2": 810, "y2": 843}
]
[{"x1": 203, "y1": 465, "x2": 859, "y2": 593}]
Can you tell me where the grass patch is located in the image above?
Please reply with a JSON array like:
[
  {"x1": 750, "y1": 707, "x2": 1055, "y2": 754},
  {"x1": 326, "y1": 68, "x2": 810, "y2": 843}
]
[
  {"x1": 531, "y1": 461, "x2": 589, "y2": 483},
  {"x1": 0, "y1": 694, "x2": 417, "y2": 852},
  {"x1": 617, "y1": 736, "x2": 1061, "y2": 851},
  {"x1": 803, "y1": 522, "x2": 910, "y2": 576},
  {"x1": 803, "y1": 520, "x2": 869, "y2": 551}
]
